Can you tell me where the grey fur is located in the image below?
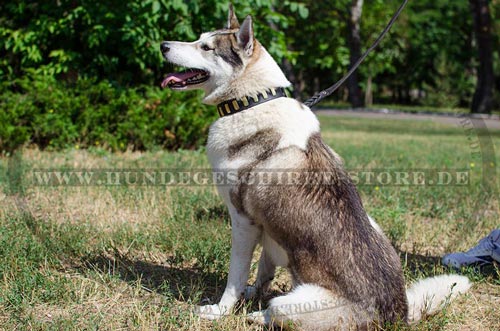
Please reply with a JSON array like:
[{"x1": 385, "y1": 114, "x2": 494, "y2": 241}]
[
  {"x1": 214, "y1": 33, "x2": 243, "y2": 67},
  {"x1": 230, "y1": 132, "x2": 408, "y2": 326}
]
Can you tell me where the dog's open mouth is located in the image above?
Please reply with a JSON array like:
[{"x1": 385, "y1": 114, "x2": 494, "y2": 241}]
[{"x1": 161, "y1": 68, "x2": 209, "y2": 89}]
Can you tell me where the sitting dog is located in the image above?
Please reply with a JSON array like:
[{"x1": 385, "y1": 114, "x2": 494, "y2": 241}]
[{"x1": 160, "y1": 5, "x2": 470, "y2": 330}]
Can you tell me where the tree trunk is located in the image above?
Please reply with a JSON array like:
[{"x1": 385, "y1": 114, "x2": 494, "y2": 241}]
[
  {"x1": 281, "y1": 58, "x2": 301, "y2": 100},
  {"x1": 365, "y1": 75, "x2": 373, "y2": 107},
  {"x1": 314, "y1": 76, "x2": 320, "y2": 95},
  {"x1": 469, "y1": 0, "x2": 494, "y2": 114},
  {"x1": 296, "y1": 70, "x2": 306, "y2": 99},
  {"x1": 346, "y1": 0, "x2": 364, "y2": 108}
]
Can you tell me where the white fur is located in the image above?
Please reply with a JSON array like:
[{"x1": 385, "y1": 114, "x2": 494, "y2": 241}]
[
  {"x1": 207, "y1": 96, "x2": 318, "y2": 156},
  {"x1": 248, "y1": 275, "x2": 471, "y2": 330},
  {"x1": 206, "y1": 99, "x2": 318, "y2": 313},
  {"x1": 162, "y1": 36, "x2": 235, "y2": 100},
  {"x1": 406, "y1": 274, "x2": 471, "y2": 323},
  {"x1": 244, "y1": 232, "x2": 288, "y2": 301},
  {"x1": 262, "y1": 231, "x2": 288, "y2": 267},
  {"x1": 197, "y1": 204, "x2": 262, "y2": 319},
  {"x1": 367, "y1": 215, "x2": 384, "y2": 235},
  {"x1": 164, "y1": 18, "x2": 315, "y2": 320},
  {"x1": 207, "y1": 97, "x2": 319, "y2": 204},
  {"x1": 204, "y1": 44, "x2": 291, "y2": 104},
  {"x1": 248, "y1": 284, "x2": 372, "y2": 331},
  {"x1": 163, "y1": 32, "x2": 290, "y2": 105},
  {"x1": 163, "y1": 13, "x2": 471, "y2": 328}
]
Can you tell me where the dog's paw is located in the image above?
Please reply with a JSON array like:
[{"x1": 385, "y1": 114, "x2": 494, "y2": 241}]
[
  {"x1": 194, "y1": 304, "x2": 229, "y2": 320},
  {"x1": 244, "y1": 285, "x2": 258, "y2": 300},
  {"x1": 247, "y1": 309, "x2": 271, "y2": 325}
]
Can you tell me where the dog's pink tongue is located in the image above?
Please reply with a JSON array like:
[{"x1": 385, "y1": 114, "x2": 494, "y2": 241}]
[{"x1": 161, "y1": 71, "x2": 199, "y2": 88}]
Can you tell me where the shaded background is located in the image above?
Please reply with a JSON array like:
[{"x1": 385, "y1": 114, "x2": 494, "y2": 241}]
[{"x1": 0, "y1": 0, "x2": 498, "y2": 152}]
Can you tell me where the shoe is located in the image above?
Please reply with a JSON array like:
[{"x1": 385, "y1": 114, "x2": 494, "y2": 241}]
[{"x1": 442, "y1": 229, "x2": 500, "y2": 269}]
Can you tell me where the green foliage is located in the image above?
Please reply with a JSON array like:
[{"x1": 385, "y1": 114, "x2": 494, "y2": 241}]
[
  {"x1": 281, "y1": 0, "x2": 495, "y2": 108},
  {"x1": 0, "y1": 0, "x2": 499, "y2": 152},
  {"x1": 0, "y1": 72, "x2": 216, "y2": 152},
  {"x1": 0, "y1": 0, "x2": 299, "y2": 84},
  {"x1": 0, "y1": 0, "x2": 302, "y2": 152}
]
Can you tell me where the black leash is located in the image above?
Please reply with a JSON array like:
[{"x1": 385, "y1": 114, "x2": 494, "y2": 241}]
[{"x1": 303, "y1": 0, "x2": 410, "y2": 108}]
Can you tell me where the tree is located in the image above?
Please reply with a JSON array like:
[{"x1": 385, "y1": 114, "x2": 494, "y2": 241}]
[
  {"x1": 469, "y1": 0, "x2": 494, "y2": 114},
  {"x1": 346, "y1": 0, "x2": 364, "y2": 108}
]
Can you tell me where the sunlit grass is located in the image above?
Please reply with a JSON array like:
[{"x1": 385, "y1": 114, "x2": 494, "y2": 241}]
[{"x1": 0, "y1": 115, "x2": 498, "y2": 330}]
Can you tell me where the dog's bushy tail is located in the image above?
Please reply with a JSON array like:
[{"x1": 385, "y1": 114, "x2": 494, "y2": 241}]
[
  {"x1": 248, "y1": 275, "x2": 471, "y2": 330},
  {"x1": 406, "y1": 274, "x2": 471, "y2": 323}
]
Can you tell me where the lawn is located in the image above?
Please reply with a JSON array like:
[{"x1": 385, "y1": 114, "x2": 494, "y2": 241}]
[
  {"x1": 318, "y1": 102, "x2": 500, "y2": 116},
  {"x1": 0, "y1": 114, "x2": 499, "y2": 330}
]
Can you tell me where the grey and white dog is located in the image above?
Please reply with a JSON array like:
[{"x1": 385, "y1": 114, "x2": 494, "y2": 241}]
[{"x1": 160, "y1": 5, "x2": 470, "y2": 330}]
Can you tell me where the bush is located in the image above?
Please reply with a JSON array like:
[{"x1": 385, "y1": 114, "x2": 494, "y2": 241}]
[
  {"x1": 0, "y1": 1, "x2": 295, "y2": 86},
  {"x1": 0, "y1": 72, "x2": 217, "y2": 152},
  {"x1": 0, "y1": 1, "x2": 296, "y2": 153}
]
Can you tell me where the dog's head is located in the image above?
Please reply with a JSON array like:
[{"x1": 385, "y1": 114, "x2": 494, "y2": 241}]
[{"x1": 160, "y1": 4, "x2": 290, "y2": 104}]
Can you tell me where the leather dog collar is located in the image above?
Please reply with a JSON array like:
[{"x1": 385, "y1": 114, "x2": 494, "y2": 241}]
[{"x1": 216, "y1": 87, "x2": 287, "y2": 117}]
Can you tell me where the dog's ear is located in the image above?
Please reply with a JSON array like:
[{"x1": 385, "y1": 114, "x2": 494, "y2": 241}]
[
  {"x1": 237, "y1": 15, "x2": 254, "y2": 57},
  {"x1": 227, "y1": 4, "x2": 240, "y2": 29}
]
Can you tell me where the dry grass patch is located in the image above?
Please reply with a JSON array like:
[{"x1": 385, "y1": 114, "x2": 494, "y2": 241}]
[
  {"x1": 23, "y1": 187, "x2": 174, "y2": 230},
  {"x1": 1, "y1": 116, "x2": 499, "y2": 330}
]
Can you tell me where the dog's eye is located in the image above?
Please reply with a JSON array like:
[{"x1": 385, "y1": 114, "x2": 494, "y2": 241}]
[{"x1": 201, "y1": 45, "x2": 213, "y2": 51}]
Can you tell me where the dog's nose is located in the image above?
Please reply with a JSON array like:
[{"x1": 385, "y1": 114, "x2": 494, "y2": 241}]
[{"x1": 160, "y1": 42, "x2": 170, "y2": 53}]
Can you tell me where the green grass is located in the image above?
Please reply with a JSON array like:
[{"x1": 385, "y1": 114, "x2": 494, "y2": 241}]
[
  {"x1": 0, "y1": 115, "x2": 499, "y2": 330},
  {"x1": 317, "y1": 102, "x2": 500, "y2": 115}
]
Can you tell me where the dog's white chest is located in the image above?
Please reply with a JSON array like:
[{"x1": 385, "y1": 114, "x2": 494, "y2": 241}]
[{"x1": 206, "y1": 98, "x2": 320, "y2": 204}]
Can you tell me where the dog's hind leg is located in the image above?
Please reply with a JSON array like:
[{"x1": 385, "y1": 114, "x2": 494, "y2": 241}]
[
  {"x1": 196, "y1": 206, "x2": 261, "y2": 319},
  {"x1": 245, "y1": 231, "x2": 288, "y2": 300},
  {"x1": 244, "y1": 246, "x2": 276, "y2": 300}
]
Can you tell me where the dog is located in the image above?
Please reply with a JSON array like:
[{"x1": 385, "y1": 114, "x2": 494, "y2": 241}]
[{"x1": 160, "y1": 5, "x2": 471, "y2": 330}]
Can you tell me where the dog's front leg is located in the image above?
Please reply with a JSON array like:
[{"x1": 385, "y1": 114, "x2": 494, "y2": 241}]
[{"x1": 196, "y1": 207, "x2": 261, "y2": 320}]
